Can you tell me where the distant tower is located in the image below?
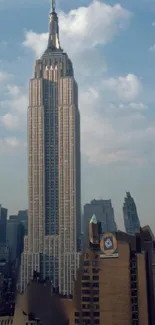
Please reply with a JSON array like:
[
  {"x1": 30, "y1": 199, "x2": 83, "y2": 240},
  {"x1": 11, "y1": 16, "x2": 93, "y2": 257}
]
[
  {"x1": 83, "y1": 199, "x2": 117, "y2": 246},
  {"x1": 123, "y1": 192, "x2": 140, "y2": 235},
  {"x1": 0, "y1": 205, "x2": 7, "y2": 244}
]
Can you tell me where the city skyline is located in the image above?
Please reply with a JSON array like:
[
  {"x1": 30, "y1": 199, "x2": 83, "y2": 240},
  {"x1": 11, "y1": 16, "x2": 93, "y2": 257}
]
[{"x1": 1, "y1": 0, "x2": 155, "y2": 232}]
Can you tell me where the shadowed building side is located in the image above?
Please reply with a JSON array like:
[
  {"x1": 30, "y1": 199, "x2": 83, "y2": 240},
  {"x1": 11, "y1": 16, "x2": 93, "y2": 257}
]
[{"x1": 13, "y1": 280, "x2": 71, "y2": 325}]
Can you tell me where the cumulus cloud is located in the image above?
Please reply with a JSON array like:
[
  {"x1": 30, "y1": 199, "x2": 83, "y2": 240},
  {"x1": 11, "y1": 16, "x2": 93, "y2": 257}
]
[
  {"x1": 0, "y1": 113, "x2": 20, "y2": 130},
  {"x1": 0, "y1": 84, "x2": 28, "y2": 130},
  {"x1": 149, "y1": 44, "x2": 155, "y2": 52},
  {"x1": 80, "y1": 83, "x2": 152, "y2": 165},
  {"x1": 0, "y1": 71, "x2": 9, "y2": 82},
  {"x1": 23, "y1": 1, "x2": 132, "y2": 58},
  {"x1": 102, "y1": 74, "x2": 142, "y2": 102},
  {"x1": 0, "y1": 136, "x2": 26, "y2": 154}
]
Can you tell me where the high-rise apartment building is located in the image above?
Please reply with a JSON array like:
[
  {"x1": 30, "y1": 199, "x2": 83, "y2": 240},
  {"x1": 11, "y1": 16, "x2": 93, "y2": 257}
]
[
  {"x1": 123, "y1": 192, "x2": 140, "y2": 235},
  {"x1": 18, "y1": 0, "x2": 81, "y2": 294},
  {"x1": 83, "y1": 199, "x2": 117, "y2": 245}
]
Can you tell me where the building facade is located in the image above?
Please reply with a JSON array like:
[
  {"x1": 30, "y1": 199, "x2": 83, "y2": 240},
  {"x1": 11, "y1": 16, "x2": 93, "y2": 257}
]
[
  {"x1": 7, "y1": 218, "x2": 25, "y2": 262},
  {"x1": 123, "y1": 192, "x2": 140, "y2": 235},
  {"x1": 19, "y1": 0, "x2": 81, "y2": 294},
  {"x1": 13, "y1": 225, "x2": 155, "y2": 325}
]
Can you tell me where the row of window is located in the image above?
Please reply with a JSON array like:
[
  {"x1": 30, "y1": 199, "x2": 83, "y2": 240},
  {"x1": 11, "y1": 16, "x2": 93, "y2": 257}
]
[
  {"x1": 82, "y1": 290, "x2": 99, "y2": 295},
  {"x1": 82, "y1": 282, "x2": 99, "y2": 288},
  {"x1": 82, "y1": 297, "x2": 99, "y2": 302},
  {"x1": 75, "y1": 319, "x2": 99, "y2": 324}
]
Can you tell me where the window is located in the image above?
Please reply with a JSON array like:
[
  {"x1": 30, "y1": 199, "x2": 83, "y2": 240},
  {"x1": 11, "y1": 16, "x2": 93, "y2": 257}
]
[
  {"x1": 93, "y1": 312, "x2": 100, "y2": 317},
  {"x1": 93, "y1": 290, "x2": 99, "y2": 295},
  {"x1": 132, "y1": 321, "x2": 138, "y2": 325},
  {"x1": 93, "y1": 282, "x2": 99, "y2": 288},
  {"x1": 82, "y1": 304, "x2": 90, "y2": 309},
  {"x1": 82, "y1": 275, "x2": 90, "y2": 281},
  {"x1": 93, "y1": 297, "x2": 99, "y2": 302},
  {"x1": 84, "y1": 261, "x2": 90, "y2": 266},
  {"x1": 82, "y1": 297, "x2": 91, "y2": 302},
  {"x1": 131, "y1": 282, "x2": 137, "y2": 289},
  {"x1": 75, "y1": 312, "x2": 79, "y2": 317},
  {"x1": 92, "y1": 261, "x2": 98, "y2": 267},
  {"x1": 83, "y1": 320, "x2": 90, "y2": 324},
  {"x1": 82, "y1": 290, "x2": 91, "y2": 295},
  {"x1": 94, "y1": 320, "x2": 100, "y2": 324},
  {"x1": 84, "y1": 268, "x2": 89, "y2": 274},
  {"x1": 132, "y1": 297, "x2": 137, "y2": 304},
  {"x1": 82, "y1": 312, "x2": 90, "y2": 317},
  {"x1": 75, "y1": 319, "x2": 79, "y2": 324},
  {"x1": 94, "y1": 305, "x2": 99, "y2": 310},
  {"x1": 93, "y1": 276, "x2": 99, "y2": 281},
  {"x1": 82, "y1": 282, "x2": 91, "y2": 288},
  {"x1": 93, "y1": 268, "x2": 99, "y2": 274},
  {"x1": 132, "y1": 305, "x2": 138, "y2": 312}
]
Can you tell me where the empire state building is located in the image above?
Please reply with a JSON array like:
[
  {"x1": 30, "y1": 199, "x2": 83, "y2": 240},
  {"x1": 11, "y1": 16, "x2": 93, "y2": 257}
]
[{"x1": 18, "y1": 0, "x2": 81, "y2": 295}]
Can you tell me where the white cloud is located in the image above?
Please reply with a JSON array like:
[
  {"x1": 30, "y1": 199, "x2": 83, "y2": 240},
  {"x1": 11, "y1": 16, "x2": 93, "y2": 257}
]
[
  {"x1": 0, "y1": 137, "x2": 26, "y2": 154},
  {"x1": 80, "y1": 84, "x2": 153, "y2": 165},
  {"x1": 0, "y1": 71, "x2": 8, "y2": 82},
  {"x1": 0, "y1": 113, "x2": 20, "y2": 130},
  {"x1": 102, "y1": 74, "x2": 142, "y2": 102},
  {"x1": 23, "y1": 1, "x2": 132, "y2": 58},
  {"x1": 7, "y1": 85, "x2": 20, "y2": 97},
  {"x1": 149, "y1": 44, "x2": 155, "y2": 52},
  {"x1": 0, "y1": 83, "x2": 28, "y2": 131},
  {"x1": 4, "y1": 137, "x2": 20, "y2": 148}
]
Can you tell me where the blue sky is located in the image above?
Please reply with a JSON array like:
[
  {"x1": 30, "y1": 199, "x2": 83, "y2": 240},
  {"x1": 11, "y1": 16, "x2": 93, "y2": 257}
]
[{"x1": 1, "y1": 0, "x2": 155, "y2": 231}]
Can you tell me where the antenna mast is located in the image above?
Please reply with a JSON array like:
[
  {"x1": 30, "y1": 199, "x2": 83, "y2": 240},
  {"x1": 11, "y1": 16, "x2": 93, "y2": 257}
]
[{"x1": 52, "y1": 0, "x2": 56, "y2": 12}]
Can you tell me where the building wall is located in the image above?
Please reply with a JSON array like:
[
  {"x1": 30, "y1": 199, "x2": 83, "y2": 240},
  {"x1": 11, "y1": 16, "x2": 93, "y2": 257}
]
[
  {"x1": 68, "y1": 235, "x2": 151, "y2": 325},
  {"x1": 137, "y1": 253, "x2": 149, "y2": 325},
  {"x1": 99, "y1": 242, "x2": 131, "y2": 325},
  {"x1": 58, "y1": 76, "x2": 80, "y2": 294}
]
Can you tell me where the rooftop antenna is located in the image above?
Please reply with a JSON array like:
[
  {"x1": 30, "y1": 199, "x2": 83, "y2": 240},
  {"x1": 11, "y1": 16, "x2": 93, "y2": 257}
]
[{"x1": 52, "y1": 0, "x2": 56, "y2": 12}]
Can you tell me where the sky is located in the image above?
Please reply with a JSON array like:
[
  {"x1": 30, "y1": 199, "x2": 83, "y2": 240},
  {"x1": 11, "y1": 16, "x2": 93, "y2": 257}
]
[{"x1": 0, "y1": 0, "x2": 155, "y2": 231}]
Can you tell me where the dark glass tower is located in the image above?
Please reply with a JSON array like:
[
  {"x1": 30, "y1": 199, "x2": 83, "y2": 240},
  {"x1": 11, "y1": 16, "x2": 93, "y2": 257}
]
[{"x1": 123, "y1": 192, "x2": 140, "y2": 235}]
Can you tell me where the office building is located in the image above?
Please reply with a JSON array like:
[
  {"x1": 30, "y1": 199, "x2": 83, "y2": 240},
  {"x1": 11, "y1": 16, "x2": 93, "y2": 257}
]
[
  {"x1": 0, "y1": 205, "x2": 7, "y2": 244},
  {"x1": 8, "y1": 222, "x2": 155, "y2": 325},
  {"x1": 19, "y1": 0, "x2": 81, "y2": 294},
  {"x1": 9, "y1": 210, "x2": 28, "y2": 236},
  {"x1": 7, "y1": 218, "x2": 25, "y2": 262},
  {"x1": 83, "y1": 199, "x2": 117, "y2": 245},
  {"x1": 69, "y1": 223, "x2": 155, "y2": 325},
  {"x1": 123, "y1": 192, "x2": 140, "y2": 235},
  {"x1": 17, "y1": 210, "x2": 28, "y2": 235}
]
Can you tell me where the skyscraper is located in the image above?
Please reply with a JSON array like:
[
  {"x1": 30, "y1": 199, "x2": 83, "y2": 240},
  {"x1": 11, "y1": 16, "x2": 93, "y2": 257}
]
[
  {"x1": 19, "y1": 0, "x2": 81, "y2": 294},
  {"x1": 83, "y1": 199, "x2": 117, "y2": 245},
  {"x1": 0, "y1": 205, "x2": 7, "y2": 244},
  {"x1": 123, "y1": 192, "x2": 140, "y2": 235}
]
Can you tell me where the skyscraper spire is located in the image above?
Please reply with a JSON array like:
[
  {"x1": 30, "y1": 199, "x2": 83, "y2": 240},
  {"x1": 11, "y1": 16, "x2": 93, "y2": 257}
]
[
  {"x1": 47, "y1": 0, "x2": 60, "y2": 50},
  {"x1": 52, "y1": 0, "x2": 56, "y2": 12}
]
